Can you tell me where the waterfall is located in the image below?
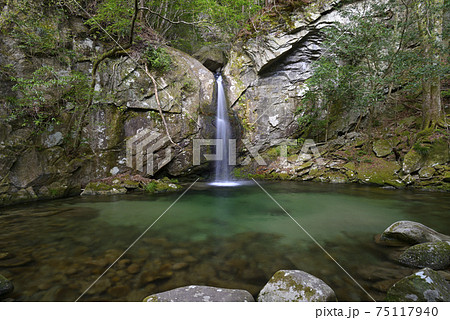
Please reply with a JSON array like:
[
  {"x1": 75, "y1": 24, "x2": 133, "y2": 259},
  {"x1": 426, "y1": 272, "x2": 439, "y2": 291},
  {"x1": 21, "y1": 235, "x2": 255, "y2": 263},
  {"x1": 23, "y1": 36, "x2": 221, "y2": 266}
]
[{"x1": 214, "y1": 74, "x2": 231, "y2": 184}]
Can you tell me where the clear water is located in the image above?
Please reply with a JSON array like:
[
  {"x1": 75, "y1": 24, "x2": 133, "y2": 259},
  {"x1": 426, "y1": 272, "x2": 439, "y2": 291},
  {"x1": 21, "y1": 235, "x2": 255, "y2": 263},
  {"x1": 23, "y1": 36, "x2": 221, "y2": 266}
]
[{"x1": 0, "y1": 181, "x2": 449, "y2": 301}]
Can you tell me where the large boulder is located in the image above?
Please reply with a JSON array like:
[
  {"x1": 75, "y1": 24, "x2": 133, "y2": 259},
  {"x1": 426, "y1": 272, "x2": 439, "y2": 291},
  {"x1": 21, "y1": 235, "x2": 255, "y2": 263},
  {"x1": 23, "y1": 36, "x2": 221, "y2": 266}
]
[
  {"x1": 373, "y1": 140, "x2": 394, "y2": 157},
  {"x1": 193, "y1": 45, "x2": 227, "y2": 72},
  {"x1": 380, "y1": 221, "x2": 450, "y2": 245},
  {"x1": 257, "y1": 270, "x2": 336, "y2": 302},
  {"x1": 398, "y1": 241, "x2": 450, "y2": 270},
  {"x1": 143, "y1": 285, "x2": 254, "y2": 302},
  {"x1": 0, "y1": 274, "x2": 14, "y2": 298},
  {"x1": 386, "y1": 268, "x2": 450, "y2": 302}
]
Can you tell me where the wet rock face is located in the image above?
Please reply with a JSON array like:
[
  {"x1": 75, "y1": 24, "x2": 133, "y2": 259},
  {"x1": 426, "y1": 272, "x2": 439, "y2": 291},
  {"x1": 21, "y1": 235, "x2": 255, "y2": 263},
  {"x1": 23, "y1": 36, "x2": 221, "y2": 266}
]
[
  {"x1": 223, "y1": 1, "x2": 358, "y2": 152},
  {"x1": 386, "y1": 268, "x2": 450, "y2": 302},
  {"x1": 143, "y1": 285, "x2": 254, "y2": 302},
  {"x1": 380, "y1": 221, "x2": 450, "y2": 245},
  {"x1": 0, "y1": 37, "x2": 215, "y2": 206},
  {"x1": 257, "y1": 270, "x2": 337, "y2": 302}
]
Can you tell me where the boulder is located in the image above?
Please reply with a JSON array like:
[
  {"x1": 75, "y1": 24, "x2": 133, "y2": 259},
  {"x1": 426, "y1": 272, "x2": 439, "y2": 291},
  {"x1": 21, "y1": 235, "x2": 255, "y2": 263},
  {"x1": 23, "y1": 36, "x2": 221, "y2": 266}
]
[
  {"x1": 0, "y1": 274, "x2": 14, "y2": 298},
  {"x1": 402, "y1": 149, "x2": 422, "y2": 174},
  {"x1": 386, "y1": 268, "x2": 450, "y2": 302},
  {"x1": 380, "y1": 221, "x2": 450, "y2": 245},
  {"x1": 398, "y1": 241, "x2": 450, "y2": 270},
  {"x1": 373, "y1": 140, "x2": 393, "y2": 157},
  {"x1": 193, "y1": 45, "x2": 226, "y2": 72},
  {"x1": 418, "y1": 167, "x2": 435, "y2": 179},
  {"x1": 257, "y1": 270, "x2": 336, "y2": 302},
  {"x1": 143, "y1": 285, "x2": 254, "y2": 302}
]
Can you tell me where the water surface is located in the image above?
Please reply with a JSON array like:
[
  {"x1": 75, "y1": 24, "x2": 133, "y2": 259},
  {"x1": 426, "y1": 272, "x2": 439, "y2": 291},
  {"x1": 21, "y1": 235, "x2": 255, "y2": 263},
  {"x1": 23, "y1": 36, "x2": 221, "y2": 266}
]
[{"x1": 0, "y1": 181, "x2": 449, "y2": 301}]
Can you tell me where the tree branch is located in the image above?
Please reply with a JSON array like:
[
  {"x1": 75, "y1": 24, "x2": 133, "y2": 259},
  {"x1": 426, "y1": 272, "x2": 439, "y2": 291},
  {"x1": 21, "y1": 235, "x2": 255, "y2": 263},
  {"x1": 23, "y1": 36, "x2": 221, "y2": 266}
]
[
  {"x1": 140, "y1": 7, "x2": 205, "y2": 26},
  {"x1": 144, "y1": 64, "x2": 177, "y2": 146}
]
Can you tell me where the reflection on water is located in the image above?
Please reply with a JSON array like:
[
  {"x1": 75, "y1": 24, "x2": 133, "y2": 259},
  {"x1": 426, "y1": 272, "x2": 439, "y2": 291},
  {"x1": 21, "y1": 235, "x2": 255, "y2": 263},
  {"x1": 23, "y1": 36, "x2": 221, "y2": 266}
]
[{"x1": 0, "y1": 181, "x2": 449, "y2": 301}]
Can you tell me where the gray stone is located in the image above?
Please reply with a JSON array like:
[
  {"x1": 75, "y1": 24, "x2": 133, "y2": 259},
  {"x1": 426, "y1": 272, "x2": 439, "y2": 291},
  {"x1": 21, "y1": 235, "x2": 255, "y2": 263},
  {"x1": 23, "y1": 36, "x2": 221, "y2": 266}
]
[
  {"x1": 419, "y1": 167, "x2": 435, "y2": 179},
  {"x1": 9, "y1": 148, "x2": 45, "y2": 188},
  {"x1": 43, "y1": 131, "x2": 63, "y2": 148},
  {"x1": 399, "y1": 241, "x2": 450, "y2": 270},
  {"x1": 386, "y1": 268, "x2": 450, "y2": 302},
  {"x1": 380, "y1": 221, "x2": 450, "y2": 245},
  {"x1": 143, "y1": 285, "x2": 254, "y2": 302},
  {"x1": 373, "y1": 140, "x2": 393, "y2": 157},
  {"x1": 257, "y1": 270, "x2": 336, "y2": 302},
  {"x1": 0, "y1": 274, "x2": 14, "y2": 298},
  {"x1": 193, "y1": 45, "x2": 226, "y2": 72}
]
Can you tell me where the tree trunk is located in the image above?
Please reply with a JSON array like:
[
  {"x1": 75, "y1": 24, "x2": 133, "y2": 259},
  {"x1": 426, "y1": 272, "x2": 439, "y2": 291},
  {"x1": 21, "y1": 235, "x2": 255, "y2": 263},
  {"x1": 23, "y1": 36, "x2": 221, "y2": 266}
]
[
  {"x1": 422, "y1": 75, "x2": 442, "y2": 129},
  {"x1": 415, "y1": 0, "x2": 443, "y2": 129}
]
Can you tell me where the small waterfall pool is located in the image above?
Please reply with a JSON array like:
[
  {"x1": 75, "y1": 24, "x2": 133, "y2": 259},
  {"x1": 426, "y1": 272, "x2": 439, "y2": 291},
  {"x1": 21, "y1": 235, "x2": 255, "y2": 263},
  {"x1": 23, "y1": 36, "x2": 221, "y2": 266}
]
[{"x1": 0, "y1": 181, "x2": 449, "y2": 301}]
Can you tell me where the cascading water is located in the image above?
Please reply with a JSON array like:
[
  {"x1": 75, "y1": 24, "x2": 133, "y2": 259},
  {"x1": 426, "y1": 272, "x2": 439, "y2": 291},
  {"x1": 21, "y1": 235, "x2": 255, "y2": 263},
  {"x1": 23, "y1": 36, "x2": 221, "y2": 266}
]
[{"x1": 210, "y1": 74, "x2": 239, "y2": 187}]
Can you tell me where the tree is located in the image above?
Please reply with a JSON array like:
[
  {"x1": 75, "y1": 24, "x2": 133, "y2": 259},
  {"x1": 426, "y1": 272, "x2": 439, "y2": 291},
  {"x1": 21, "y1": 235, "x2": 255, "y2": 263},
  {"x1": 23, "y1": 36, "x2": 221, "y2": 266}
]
[
  {"x1": 412, "y1": 0, "x2": 445, "y2": 129},
  {"x1": 301, "y1": 0, "x2": 448, "y2": 140}
]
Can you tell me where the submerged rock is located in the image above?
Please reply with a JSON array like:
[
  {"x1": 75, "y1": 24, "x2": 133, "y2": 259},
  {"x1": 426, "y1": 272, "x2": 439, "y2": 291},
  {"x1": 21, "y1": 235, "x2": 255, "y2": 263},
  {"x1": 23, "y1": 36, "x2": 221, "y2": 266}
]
[
  {"x1": 386, "y1": 268, "x2": 450, "y2": 302},
  {"x1": 257, "y1": 270, "x2": 336, "y2": 302},
  {"x1": 0, "y1": 274, "x2": 14, "y2": 298},
  {"x1": 398, "y1": 241, "x2": 450, "y2": 270},
  {"x1": 143, "y1": 285, "x2": 254, "y2": 302},
  {"x1": 380, "y1": 221, "x2": 450, "y2": 245}
]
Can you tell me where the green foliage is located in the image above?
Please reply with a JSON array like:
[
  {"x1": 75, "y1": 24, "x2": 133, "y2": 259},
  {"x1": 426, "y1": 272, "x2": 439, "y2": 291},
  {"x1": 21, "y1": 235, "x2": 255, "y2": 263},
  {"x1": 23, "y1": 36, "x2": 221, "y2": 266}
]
[
  {"x1": 9, "y1": 66, "x2": 90, "y2": 127},
  {"x1": 143, "y1": 0, "x2": 262, "y2": 51},
  {"x1": 301, "y1": 0, "x2": 448, "y2": 132},
  {"x1": 85, "y1": 0, "x2": 134, "y2": 40},
  {"x1": 413, "y1": 142, "x2": 431, "y2": 156},
  {"x1": 3, "y1": 0, "x2": 70, "y2": 56},
  {"x1": 144, "y1": 47, "x2": 172, "y2": 72},
  {"x1": 144, "y1": 181, "x2": 158, "y2": 193}
]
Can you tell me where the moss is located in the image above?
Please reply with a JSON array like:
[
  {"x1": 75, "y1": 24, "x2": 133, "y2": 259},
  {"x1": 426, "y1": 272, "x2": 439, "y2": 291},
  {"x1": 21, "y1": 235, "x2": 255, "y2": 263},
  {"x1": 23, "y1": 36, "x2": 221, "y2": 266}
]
[
  {"x1": 327, "y1": 172, "x2": 348, "y2": 184},
  {"x1": 399, "y1": 241, "x2": 450, "y2": 269},
  {"x1": 386, "y1": 268, "x2": 450, "y2": 302},
  {"x1": 343, "y1": 162, "x2": 356, "y2": 172},
  {"x1": 402, "y1": 149, "x2": 422, "y2": 174},
  {"x1": 143, "y1": 295, "x2": 159, "y2": 302},
  {"x1": 143, "y1": 179, "x2": 180, "y2": 193},
  {"x1": 85, "y1": 182, "x2": 115, "y2": 192},
  {"x1": 356, "y1": 157, "x2": 403, "y2": 187}
]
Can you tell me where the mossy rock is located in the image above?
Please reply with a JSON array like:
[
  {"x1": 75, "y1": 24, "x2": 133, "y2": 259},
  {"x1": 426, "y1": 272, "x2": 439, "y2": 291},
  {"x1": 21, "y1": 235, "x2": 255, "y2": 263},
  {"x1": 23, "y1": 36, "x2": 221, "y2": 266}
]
[
  {"x1": 386, "y1": 268, "x2": 450, "y2": 302},
  {"x1": 443, "y1": 171, "x2": 450, "y2": 183},
  {"x1": 143, "y1": 179, "x2": 181, "y2": 193},
  {"x1": 257, "y1": 270, "x2": 337, "y2": 302},
  {"x1": 343, "y1": 162, "x2": 356, "y2": 172},
  {"x1": 81, "y1": 182, "x2": 127, "y2": 196},
  {"x1": 402, "y1": 149, "x2": 422, "y2": 174},
  {"x1": 373, "y1": 140, "x2": 394, "y2": 157},
  {"x1": 403, "y1": 139, "x2": 450, "y2": 174},
  {"x1": 380, "y1": 221, "x2": 450, "y2": 245},
  {"x1": 418, "y1": 167, "x2": 436, "y2": 179},
  {"x1": 327, "y1": 172, "x2": 348, "y2": 184},
  {"x1": 356, "y1": 158, "x2": 403, "y2": 187},
  {"x1": 143, "y1": 285, "x2": 254, "y2": 302},
  {"x1": 295, "y1": 161, "x2": 313, "y2": 172},
  {"x1": 398, "y1": 241, "x2": 450, "y2": 270},
  {"x1": 0, "y1": 274, "x2": 14, "y2": 298},
  {"x1": 309, "y1": 167, "x2": 321, "y2": 177}
]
